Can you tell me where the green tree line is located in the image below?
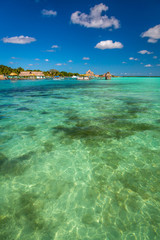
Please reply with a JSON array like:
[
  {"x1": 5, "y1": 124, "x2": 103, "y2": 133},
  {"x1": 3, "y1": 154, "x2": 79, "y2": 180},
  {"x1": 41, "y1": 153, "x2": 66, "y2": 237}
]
[
  {"x1": 0, "y1": 65, "x2": 80, "y2": 77},
  {"x1": 0, "y1": 65, "x2": 24, "y2": 75}
]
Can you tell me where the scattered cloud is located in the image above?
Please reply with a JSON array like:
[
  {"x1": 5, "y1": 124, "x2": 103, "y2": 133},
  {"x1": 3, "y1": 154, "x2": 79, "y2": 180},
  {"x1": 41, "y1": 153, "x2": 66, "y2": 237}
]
[
  {"x1": 56, "y1": 63, "x2": 62, "y2": 66},
  {"x1": 71, "y1": 3, "x2": 120, "y2": 29},
  {"x1": 35, "y1": 58, "x2": 40, "y2": 60},
  {"x1": 148, "y1": 38, "x2": 157, "y2": 43},
  {"x1": 122, "y1": 61, "x2": 126, "y2": 64},
  {"x1": 2, "y1": 35, "x2": 36, "y2": 44},
  {"x1": 145, "y1": 64, "x2": 152, "y2": 67},
  {"x1": 46, "y1": 50, "x2": 55, "y2": 52},
  {"x1": 9, "y1": 62, "x2": 14, "y2": 64},
  {"x1": 95, "y1": 40, "x2": 123, "y2": 50},
  {"x1": 51, "y1": 45, "x2": 59, "y2": 48},
  {"x1": 84, "y1": 63, "x2": 88, "y2": 65},
  {"x1": 129, "y1": 57, "x2": 138, "y2": 61},
  {"x1": 41, "y1": 9, "x2": 57, "y2": 16},
  {"x1": 45, "y1": 59, "x2": 49, "y2": 62},
  {"x1": 11, "y1": 56, "x2": 16, "y2": 59},
  {"x1": 138, "y1": 50, "x2": 153, "y2": 54},
  {"x1": 141, "y1": 24, "x2": 160, "y2": 43},
  {"x1": 157, "y1": 64, "x2": 160, "y2": 66},
  {"x1": 68, "y1": 60, "x2": 72, "y2": 62},
  {"x1": 140, "y1": 62, "x2": 144, "y2": 64},
  {"x1": 28, "y1": 64, "x2": 33, "y2": 66},
  {"x1": 83, "y1": 57, "x2": 90, "y2": 60},
  {"x1": 153, "y1": 56, "x2": 158, "y2": 59}
]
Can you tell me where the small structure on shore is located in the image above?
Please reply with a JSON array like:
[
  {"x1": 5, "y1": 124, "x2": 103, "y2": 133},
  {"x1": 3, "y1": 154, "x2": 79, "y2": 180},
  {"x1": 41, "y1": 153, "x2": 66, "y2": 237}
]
[
  {"x1": 19, "y1": 71, "x2": 45, "y2": 79},
  {"x1": 0, "y1": 74, "x2": 5, "y2": 80},
  {"x1": 85, "y1": 69, "x2": 94, "y2": 77},
  {"x1": 32, "y1": 72, "x2": 45, "y2": 79},
  {"x1": 9, "y1": 73, "x2": 18, "y2": 79},
  {"x1": 10, "y1": 73, "x2": 17, "y2": 76},
  {"x1": 105, "y1": 72, "x2": 112, "y2": 80}
]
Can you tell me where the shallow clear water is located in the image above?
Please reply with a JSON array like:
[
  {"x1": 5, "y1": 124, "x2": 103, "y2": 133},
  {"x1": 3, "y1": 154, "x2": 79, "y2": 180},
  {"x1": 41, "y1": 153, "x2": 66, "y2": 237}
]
[{"x1": 0, "y1": 77, "x2": 160, "y2": 240}]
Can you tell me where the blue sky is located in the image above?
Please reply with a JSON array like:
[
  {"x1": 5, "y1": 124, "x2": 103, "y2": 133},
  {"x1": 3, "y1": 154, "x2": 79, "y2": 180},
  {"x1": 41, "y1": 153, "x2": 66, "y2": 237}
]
[{"x1": 0, "y1": 0, "x2": 160, "y2": 75}]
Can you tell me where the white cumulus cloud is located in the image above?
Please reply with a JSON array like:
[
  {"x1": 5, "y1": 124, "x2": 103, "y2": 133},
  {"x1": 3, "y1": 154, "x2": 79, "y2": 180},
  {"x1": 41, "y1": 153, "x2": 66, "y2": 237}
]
[
  {"x1": 46, "y1": 50, "x2": 55, "y2": 52},
  {"x1": 35, "y1": 58, "x2": 40, "y2": 60},
  {"x1": 138, "y1": 50, "x2": 153, "y2": 54},
  {"x1": 51, "y1": 45, "x2": 59, "y2": 48},
  {"x1": 148, "y1": 38, "x2": 157, "y2": 43},
  {"x1": 83, "y1": 57, "x2": 90, "y2": 60},
  {"x1": 141, "y1": 24, "x2": 160, "y2": 43},
  {"x1": 153, "y1": 56, "x2": 158, "y2": 59},
  {"x1": 42, "y1": 9, "x2": 57, "y2": 16},
  {"x1": 45, "y1": 59, "x2": 49, "y2": 62},
  {"x1": 2, "y1": 35, "x2": 36, "y2": 44},
  {"x1": 71, "y1": 3, "x2": 120, "y2": 29},
  {"x1": 68, "y1": 60, "x2": 72, "y2": 62},
  {"x1": 157, "y1": 64, "x2": 160, "y2": 66},
  {"x1": 145, "y1": 64, "x2": 152, "y2": 67},
  {"x1": 56, "y1": 63, "x2": 62, "y2": 66},
  {"x1": 129, "y1": 57, "x2": 138, "y2": 61},
  {"x1": 95, "y1": 40, "x2": 123, "y2": 50}
]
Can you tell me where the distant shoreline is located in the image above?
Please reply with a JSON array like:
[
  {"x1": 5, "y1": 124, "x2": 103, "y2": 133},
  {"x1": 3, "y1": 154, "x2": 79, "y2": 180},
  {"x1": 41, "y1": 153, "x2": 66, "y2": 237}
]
[{"x1": 1, "y1": 76, "x2": 160, "y2": 81}]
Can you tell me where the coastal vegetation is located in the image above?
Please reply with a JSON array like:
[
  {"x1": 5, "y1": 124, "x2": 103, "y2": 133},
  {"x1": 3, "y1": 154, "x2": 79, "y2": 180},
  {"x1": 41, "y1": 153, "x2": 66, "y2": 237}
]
[
  {"x1": 0, "y1": 65, "x2": 80, "y2": 78},
  {"x1": 0, "y1": 65, "x2": 24, "y2": 76}
]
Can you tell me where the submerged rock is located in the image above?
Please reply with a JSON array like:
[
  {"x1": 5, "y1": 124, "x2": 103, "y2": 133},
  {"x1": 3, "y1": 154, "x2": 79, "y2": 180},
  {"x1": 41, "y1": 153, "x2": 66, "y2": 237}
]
[
  {"x1": 17, "y1": 107, "x2": 30, "y2": 111},
  {"x1": 0, "y1": 153, "x2": 8, "y2": 167},
  {"x1": 24, "y1": 126, "x2": 36, "y2": 132}
]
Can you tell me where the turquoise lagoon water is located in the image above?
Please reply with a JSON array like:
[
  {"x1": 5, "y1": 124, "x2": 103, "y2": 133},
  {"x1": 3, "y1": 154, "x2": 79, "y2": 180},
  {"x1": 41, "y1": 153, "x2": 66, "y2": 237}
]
[{"x1": 0, "y1": 77, "x2": 160, "y2": 240}]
